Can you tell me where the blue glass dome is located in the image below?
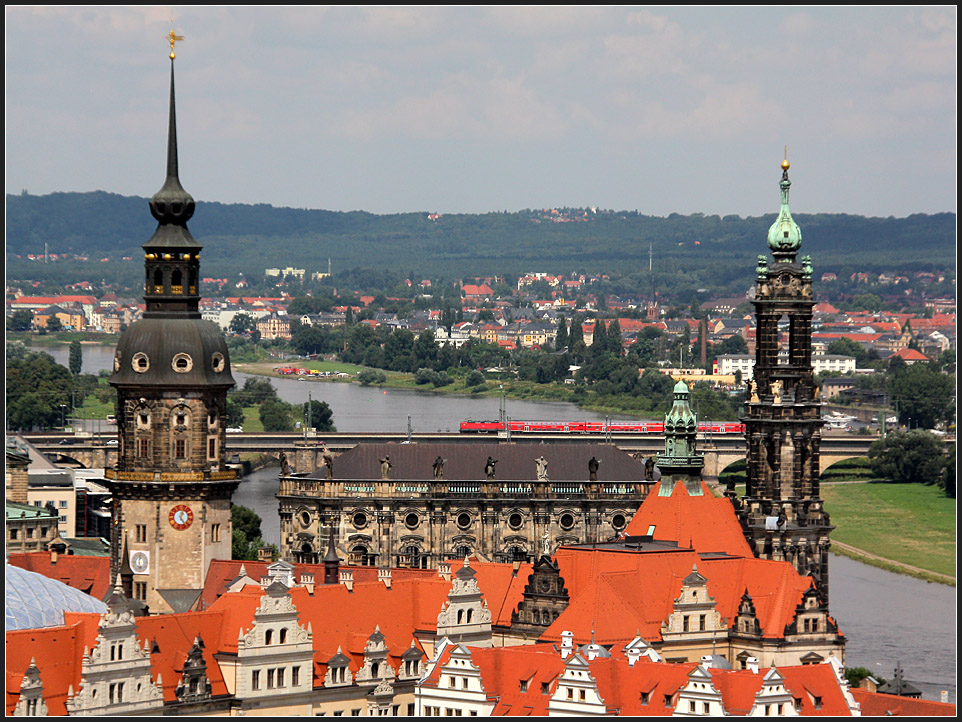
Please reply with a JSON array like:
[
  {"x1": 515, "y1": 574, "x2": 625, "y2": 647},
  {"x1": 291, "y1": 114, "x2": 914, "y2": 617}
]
[{"x1": 5, "y1": 564, "x2": 107, "y2": 631}]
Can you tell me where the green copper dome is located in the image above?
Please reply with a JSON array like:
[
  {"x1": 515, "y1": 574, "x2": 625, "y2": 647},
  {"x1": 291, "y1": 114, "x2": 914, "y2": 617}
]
[{"x1": 767, "y1": 159, "x2": 802, "y2": 259}]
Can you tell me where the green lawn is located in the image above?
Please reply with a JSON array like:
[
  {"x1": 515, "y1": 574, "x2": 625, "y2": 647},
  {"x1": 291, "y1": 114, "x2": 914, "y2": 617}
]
[{"x1": 821, "y1": 481, "x2": 956, "y2": 579}]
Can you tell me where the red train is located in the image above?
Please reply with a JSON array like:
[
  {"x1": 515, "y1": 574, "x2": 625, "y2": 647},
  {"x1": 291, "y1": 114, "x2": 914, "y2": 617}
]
[{"x1": 459, "y1": 420, "x2": 745, "y2": 434}]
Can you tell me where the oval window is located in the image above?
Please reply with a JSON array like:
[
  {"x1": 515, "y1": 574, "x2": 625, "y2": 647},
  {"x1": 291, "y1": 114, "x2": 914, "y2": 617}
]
[
  {"x1": 612, "y1": 513, "x2": 626, "y2": 530},
  {"x1": 405, "y1": 513, "x2": 419, "y2": 529},
  {"x1": 509, "y1": 513, "x2": 524, "y2": 530},
  {"x1": 560, "y1": 513, "x2": 575, "y2": 530},
  {"x1": 132, "y1": 352, "x2": 150, "y2": 373},
  {"x1": 300, "y1": 511, "x2": 312, "y2": 528},
  {"x1": 211, "y1": 352, "x2": 225, "y2": 373},
  {"x1": 457, "y1": 513, "x2": 472, "y2": 530},
  {"x1": 353, "y1": 512, "x2": 367, "y2": 529},
  {"x1": 172, "y1": 353, "x2": 193, "y2": 373}
]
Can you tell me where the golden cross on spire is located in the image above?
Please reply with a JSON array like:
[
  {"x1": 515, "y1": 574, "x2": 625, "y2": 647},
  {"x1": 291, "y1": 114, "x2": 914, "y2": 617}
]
[{"x1": 167, "y1": 17, "x2": 184, "y2": 60}]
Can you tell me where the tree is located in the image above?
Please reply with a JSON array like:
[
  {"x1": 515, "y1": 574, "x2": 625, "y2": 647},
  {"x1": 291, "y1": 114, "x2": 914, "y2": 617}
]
[
  {"x1": 69, "y1": 340, "x2": 83, "y2": 375},
  {"x1": 46, "y1": 316, "x2": 63, "y2": 332},
  {"x1": 7, "y1": 309, "x2": 33, "y2": 332},
  {"x1": 259, "y1": 399, "x2": 294, "y2": 431},
  {"x1": 888, "y1": 362, "x2": 954, "y2": 429},
  {"x1": 232, "y1": 504, "x2": 266, "y2": 560},
  {"x1": 303, "y1": 399, "x2": 335, "y2": 432},
  {"x1": 555, "y1": 316, "x2": 568, "y2": 351},
  {"x1": 357, "y1": 368, "x2": 386, "y2": 386},
  {"x1": 868, "y1": 430, "x2": 946, "y2": 485},
  {"x1": 465, "y1": 370, "x2": 486, "y2": 388},
  {"x1": 225, "y1": 397, "x2": 246, "y2": 429},
  {"x1": 229, "y1": 313, "x2": 255, "y2": 335}
]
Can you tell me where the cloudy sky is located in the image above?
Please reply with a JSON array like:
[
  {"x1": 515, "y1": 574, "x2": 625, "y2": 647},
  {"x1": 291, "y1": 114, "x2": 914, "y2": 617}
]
[{"x1": 5, "y1": 6, "x2": 957, "y2": 217}]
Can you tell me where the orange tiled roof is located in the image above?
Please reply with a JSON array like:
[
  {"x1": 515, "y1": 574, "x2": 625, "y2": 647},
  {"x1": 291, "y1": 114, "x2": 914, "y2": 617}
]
[
  {"x1": 6, "y1": 553, "x2": 112, "y2": 602},
  {"x1": 542, "y1": 546, "x2": 817, "y2": 646},
  {"x1": 850, "y1": 688, "x2": 957, "y2": 716},
  {"x1": 5, "y1": 612, "x2": 101, "y2": 715},
  {"x1": 622, "y1": 480, "x2": 753, "y2": 557}
]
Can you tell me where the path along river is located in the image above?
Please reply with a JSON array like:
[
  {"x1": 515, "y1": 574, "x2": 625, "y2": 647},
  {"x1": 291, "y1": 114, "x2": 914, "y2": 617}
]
[{"x1": 42, "y1": 344, "x2": 958, "y2": 702}]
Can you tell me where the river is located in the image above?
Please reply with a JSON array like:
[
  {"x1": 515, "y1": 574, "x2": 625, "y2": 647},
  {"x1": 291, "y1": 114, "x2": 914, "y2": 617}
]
[{"x1": 37, "y1": 343, "x2": 958, "y2": 702}]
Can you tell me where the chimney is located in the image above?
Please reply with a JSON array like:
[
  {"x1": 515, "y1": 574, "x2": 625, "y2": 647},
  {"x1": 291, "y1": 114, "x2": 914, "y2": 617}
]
[
  {"x1": 747, "y1": 657, "x2": 760, "y2": 674},
  {"x1": 339, "y1": 569, "x2": 353, "y2": 592},
  {"x1": 299, "y1": 573, "x2": 315, "y2": 594},
  {"x1": 560, "y1": 630, "x2": 574, "y2": 660},
  {"x1": 378, "y1": 567, "x2": 392, "y2": 590},
  {"x1": 701, "y1": 654, "x2": 713, "y2": 670},
  {"x1": 438, "y1": 562, "x2": 451, "y2": 582}
]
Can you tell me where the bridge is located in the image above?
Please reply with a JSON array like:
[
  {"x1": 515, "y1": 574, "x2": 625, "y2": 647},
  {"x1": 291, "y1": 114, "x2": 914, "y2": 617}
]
[{"x1": 21, "y1": 430, "x2": 881, "y2": 481}]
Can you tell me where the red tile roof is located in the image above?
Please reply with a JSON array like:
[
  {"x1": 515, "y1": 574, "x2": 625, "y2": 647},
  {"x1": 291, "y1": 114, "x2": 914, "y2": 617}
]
[
  {"x1": 7, "y1": 553, "x2": 111, "y2": 602},
  {"x1": 850, "y1": 688, "x2": 957, "y2": 716},
  {"x1": 622, "y1": 480, "x2": 753, "y2": 557},
  {"x1": 5, "y1": 612, "x2": 100, "y2": 715}
]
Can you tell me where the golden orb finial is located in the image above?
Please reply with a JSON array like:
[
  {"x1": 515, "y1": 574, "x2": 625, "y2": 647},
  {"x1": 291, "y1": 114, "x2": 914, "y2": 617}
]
[{"x1": 168, "y1": 25, "x2": 184, "y2": 60}]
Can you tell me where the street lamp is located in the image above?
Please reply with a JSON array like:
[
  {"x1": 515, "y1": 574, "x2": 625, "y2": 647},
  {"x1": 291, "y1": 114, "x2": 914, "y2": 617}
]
[{"x1": 59, "y1": 404, "x2": 67, "y2": 430}]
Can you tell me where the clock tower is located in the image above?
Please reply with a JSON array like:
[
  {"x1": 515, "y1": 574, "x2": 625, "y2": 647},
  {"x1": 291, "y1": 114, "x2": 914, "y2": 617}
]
[{"x1": 106, "y1": 33, "x2": 239, "y2": 614}]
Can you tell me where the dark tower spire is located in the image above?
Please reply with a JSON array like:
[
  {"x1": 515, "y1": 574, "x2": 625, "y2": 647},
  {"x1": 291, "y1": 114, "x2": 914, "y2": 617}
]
[{"x1": 143, "y1": 37, "x2": 202, "y2": 319}]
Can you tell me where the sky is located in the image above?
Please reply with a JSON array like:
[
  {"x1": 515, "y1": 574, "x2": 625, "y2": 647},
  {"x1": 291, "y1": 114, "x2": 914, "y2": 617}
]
[{"x1": 5, "y1": 6, "x2": 957, "y2": 217}]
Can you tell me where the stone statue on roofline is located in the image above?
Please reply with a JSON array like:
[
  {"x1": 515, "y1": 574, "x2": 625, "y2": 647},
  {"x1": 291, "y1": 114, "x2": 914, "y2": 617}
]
[
  {"x1": 433, "y1": 455, "x2": 446, "y2": 480},
  {"x1": 279, "y1": 451, "x2": 291, "y2": 476},
  {"x1": 535, "y1": 455, "x2": 549, "y2": 481},
  {"x1": 588, "y1": 456, "x2": 600, "y2": 482},
  {"x1": 484, "y1": 457, "x2": 498, "y2": 480},
  {"x1": 379, "y1": 455, "x2": 392, "y2": 481},
  {"x1": 644, "y1": 456, "x2": 655, "y2": 481},
  {"x1": 323, "y1": 452, "x2": 334, "y2": 480}
]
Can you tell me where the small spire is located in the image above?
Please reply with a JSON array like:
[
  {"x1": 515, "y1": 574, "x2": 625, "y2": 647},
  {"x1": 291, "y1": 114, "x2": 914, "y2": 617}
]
[{"x1": 767, "y1": 152, "x2": 802, "y2": 260}]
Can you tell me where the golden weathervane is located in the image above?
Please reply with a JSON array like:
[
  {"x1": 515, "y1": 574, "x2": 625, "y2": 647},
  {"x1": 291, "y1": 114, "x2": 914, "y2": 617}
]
[{"x1": 167, "y1": 22, "x2": 184, "y2": 59}]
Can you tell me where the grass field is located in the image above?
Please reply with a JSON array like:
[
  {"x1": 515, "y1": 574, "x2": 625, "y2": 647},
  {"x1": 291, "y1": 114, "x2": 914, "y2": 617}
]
[{"x1": 821, "y1": 481, "x2": 956, "y2": 579}]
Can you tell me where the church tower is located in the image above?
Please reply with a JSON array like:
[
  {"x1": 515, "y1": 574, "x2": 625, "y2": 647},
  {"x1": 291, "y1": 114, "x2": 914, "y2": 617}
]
[
  {"x1": 105, "y1": 32, "x2": 239, "y2": 614},
  {"x1": 737, "y1": 158, "x2": 833, "y2": 602}
]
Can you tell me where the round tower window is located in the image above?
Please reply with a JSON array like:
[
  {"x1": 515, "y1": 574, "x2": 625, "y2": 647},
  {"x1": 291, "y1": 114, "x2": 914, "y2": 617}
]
[
  {"x1": 509, "y1": 513, "x2": 524, "y2": 529},
  {"x1": 353, "y1": 512, "x2": 367, "y2": 529},
  {"x1": 300, "y1": 511, "x2": 312, "y2": 528},
  {"x1": 405, "y1": 513, "x2": 420, "y2": 529},
  {"x1": 211, "y1": 352, "x2": 225, "y2": 373},
  {"x1": 559, "y1": 513, "x2": 575, "y2": 530},
  {"x1": 612, "y1": 513, "x2": 626, "y2": 530},
  {"x1": 132, "y1": 353, "x2": 150, "y2": 373},
  {"x1": 172, "y1": 353, "x2": 193, "y2": 373},
  {"x1": 457, "y1": 513, "x2": 472, "y2": 529}
]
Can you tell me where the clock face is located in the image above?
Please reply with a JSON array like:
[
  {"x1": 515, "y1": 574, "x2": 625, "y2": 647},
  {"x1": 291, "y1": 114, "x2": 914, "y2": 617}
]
[
  {"x1": 168, "y1": 504, "x2": 194, "y2": 531},
  {"x1": 130, "y1": 550, "x2": 149, "y2": 574}
]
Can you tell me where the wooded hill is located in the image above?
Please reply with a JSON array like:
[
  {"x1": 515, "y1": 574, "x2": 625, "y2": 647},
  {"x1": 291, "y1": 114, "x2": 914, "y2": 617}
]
[{"x1": 6, "y1": 191, "x2": 956, "y2": 298}]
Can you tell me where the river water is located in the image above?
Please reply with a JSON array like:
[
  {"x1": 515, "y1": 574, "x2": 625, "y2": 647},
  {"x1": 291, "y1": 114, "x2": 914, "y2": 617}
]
[{"x1": 38, "y1": 344, "x2": 958, "y2": 702}]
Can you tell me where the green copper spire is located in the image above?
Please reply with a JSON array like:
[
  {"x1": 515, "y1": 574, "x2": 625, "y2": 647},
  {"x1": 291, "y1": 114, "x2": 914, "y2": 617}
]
[
  {"x1": 655, "y1": 380, "x2": 704, "y2": 495},
  {"x1": 767, "y1": 156, "x2": 802, "y2": 262}
]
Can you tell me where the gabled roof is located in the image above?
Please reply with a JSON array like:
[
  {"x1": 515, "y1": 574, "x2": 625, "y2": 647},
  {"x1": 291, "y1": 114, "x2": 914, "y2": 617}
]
[
  {"x1": 5, "y1": 612, "x2": 101, "y2": 715},
  {"x1": 622, "y1": 480, "x2": 753, "y2": 557},
  {"x1": 540, "y1": 546, "x2": 818, "y2": 646}
]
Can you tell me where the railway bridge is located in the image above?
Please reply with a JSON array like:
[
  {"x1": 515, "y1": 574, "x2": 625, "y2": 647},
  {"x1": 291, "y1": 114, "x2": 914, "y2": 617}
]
[{"x1": 22, "y1": 431, "x2": 880, "y2": 481}]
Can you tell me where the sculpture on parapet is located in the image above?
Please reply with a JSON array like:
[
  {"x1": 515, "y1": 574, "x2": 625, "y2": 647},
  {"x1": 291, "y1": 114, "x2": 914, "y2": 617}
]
[
  {"x1": 747, "y1": 379, "x2": 759, "y2": 403},
  {"x1": 535, "y1": 456, "x2": 549, "y2": 481},
  {"x1": 484, "y1": 457, "x2": 498, "y2": 480},
  {"x1": 279, "y1": 451, "x2": 291, "y2": 476},
  {"x1": 588, "y1": 456, "x2": 601, "y2": 482},
  {"x1": 322, "y1": 452, "x2": 334, "y2": 480},
  {"x1": 541, "y1": 530, "x2": 550, "y2": 556},
  {"x1": 771, "y1": 379, "x2": 783, "y2": 404},
  {"x1": 644, "y1": 456, "x2": 655, "y2": 481},
  {"x1": 379, "y1": 455, "x2": 392, "y2": 481},
  {"x1": 433, "y1": 456, "x2": 446, "y2": 480}
]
